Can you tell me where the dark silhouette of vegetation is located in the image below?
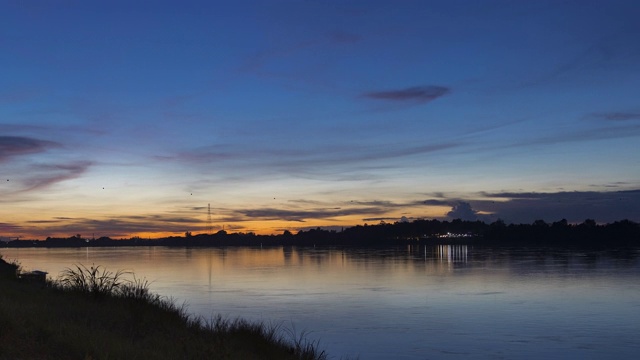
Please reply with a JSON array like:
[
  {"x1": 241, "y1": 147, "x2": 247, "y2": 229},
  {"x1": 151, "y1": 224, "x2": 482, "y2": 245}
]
[
  {"x1": 1, "y1": 218, "x2": 638, "y2": 248},
  {"x1": 482, "y1": 218, "x2": 639, "y2": 246},
  {"x1": 0, "y1": 256, "x2": 327, "y2": 360},
  {"x1": 57, "y1": 264, "x2": 134, "y2": 298}
]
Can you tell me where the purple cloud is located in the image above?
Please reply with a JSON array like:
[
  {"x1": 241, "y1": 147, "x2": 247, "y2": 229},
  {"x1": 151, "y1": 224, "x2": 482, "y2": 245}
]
[
  {"x1": 0, "y1": 222, "x2": 24, "y2": 232},
  {"x1": 18, "y1": 213, "x2": 208, "y2": 239},
  {"x1": 229, "y1": 205, "x2": 389, "y2": 223},
  {"x1": 22, "y1": 161, "x2": 92, "y2": 191},
  {"x1": 363, "y1": 86, "x2": 450, "y2": 103},
  {"x1": 447, "y1": 202, "x2": 478, "y2": 221},
  {"x1": 0, "y1": 136, "x2": 60, "y2": 162}
]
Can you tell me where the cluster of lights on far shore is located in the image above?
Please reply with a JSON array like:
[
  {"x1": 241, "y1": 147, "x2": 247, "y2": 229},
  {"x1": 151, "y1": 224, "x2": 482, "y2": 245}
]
[
  {"x1": 399, "y1": 232, "x2": 478, "y2": 241},
  {"x1": 436, "y1": 232, "x2": 475, "y2": 239}
]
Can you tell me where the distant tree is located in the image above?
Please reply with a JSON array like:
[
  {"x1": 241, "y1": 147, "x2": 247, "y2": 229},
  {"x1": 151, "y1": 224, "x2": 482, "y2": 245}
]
[
  {"x1": 552, "y1": 219, "x2": 568, "y2": 228},
  {"x1": 532, "y1": 219, "x2": 548, "y2": 228},
  {"x1": 185, "y1": 231, "x2": 192, "y2": 237},
  {"x1": 491, "y1": 219, "x2": 506, "y2": 227}
]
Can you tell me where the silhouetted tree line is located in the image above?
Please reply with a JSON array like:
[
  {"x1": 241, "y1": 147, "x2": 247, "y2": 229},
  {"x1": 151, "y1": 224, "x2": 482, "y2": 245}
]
[
  {"x1": 1, "y1": 219, "x2": 638, "y2": 248},
  {"x1": 482, "y1": 219, "x2": 640, "y2": 246}
]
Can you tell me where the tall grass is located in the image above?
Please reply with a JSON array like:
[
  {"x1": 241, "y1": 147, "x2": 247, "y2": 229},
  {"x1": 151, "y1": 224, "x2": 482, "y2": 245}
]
[
  {"x1": 57, "y1": 264, "x2": 129, "y2": 296},
  {"x1": 202, "y1": 315, "x2": 328, "y2": 360},
  {"x1": 55, "y1": 263, "x2": 191, "y2": 317},
  {"x1": 47, "y1": 263, "x2": 329, "y2": 359}
]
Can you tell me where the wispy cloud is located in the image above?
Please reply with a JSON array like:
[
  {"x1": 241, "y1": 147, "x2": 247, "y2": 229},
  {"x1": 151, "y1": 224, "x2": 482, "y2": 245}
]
[
  {"x1": 156, "y1": 141, "x2": 460, "y2": 179},
  {"x1": 362, "y1": 86, "x2": 450, "y2": 103},
  {"x1": 0, "y1": 222, "x2": 24, "y2": 232},
  {"x1": 590, "y1": 112, "x2": 640, "y2": 121},
  {"x1": 19, "y1": 213, "x2": 206, "y2": 239},
  {"x1": 154, "y1": 147, "x2": 241, "y2": 164},
  {"x1": 0, "y1": 136, "x2": 60, "y2": 162},
  {"x1": 361, "y1": 217, "x2": 402, "y2": 222},
  {"x1": 590, "y1": 182, "x2": 630, "y2": 189},
  {"x1": 421, "y1": 199, "x2": 450, "y2": 206},
  {"x1": 519, "y1": 21, "x2": 640, "y2": 88},
  {"x1": 240, "y1": 29, "x2": 362, "y2": 82},
  {"x1": 272, "y1": 142, "x2": 460, "y2": 172},
  {"x1": 0, "y1": 124, "x2": 51, "y2": 133},
  {"x1": 220, "y1": 198, "x2": 452, "y2": 225},
  {"x1": 21, "y1": 161, "x2": 93, "y2": 192},
  {"x1": 223, "y1": 205, "x2": 389, "y2": 223},
  {"x1": 496, "y1": 123, "x2": 640, "y2": 150}
]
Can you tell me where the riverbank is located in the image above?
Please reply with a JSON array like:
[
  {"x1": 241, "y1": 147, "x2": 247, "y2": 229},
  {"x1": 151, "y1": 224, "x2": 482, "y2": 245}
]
[
  {"x1": 2, "y1": 218, "x2": 637, "y2": 248},
  {"x1": 0, "y1": 256, "x2": 325, "y2": 360}
]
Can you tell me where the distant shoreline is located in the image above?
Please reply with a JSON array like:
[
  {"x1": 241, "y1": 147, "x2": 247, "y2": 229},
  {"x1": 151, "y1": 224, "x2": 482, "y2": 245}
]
[{"x1": 2, "y1": 218, "x2": 638, "y2": 248}]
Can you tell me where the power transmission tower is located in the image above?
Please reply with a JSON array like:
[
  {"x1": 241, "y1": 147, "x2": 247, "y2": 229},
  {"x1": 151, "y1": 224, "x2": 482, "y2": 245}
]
[{"x1": 207, "y1": 203, "x2": 213, "y2": 234}]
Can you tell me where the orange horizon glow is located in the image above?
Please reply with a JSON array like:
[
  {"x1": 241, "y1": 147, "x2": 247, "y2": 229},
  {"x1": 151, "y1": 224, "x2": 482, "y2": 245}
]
[{"x1": 1, "y1": 206, "x2": 453, "y2": 240}]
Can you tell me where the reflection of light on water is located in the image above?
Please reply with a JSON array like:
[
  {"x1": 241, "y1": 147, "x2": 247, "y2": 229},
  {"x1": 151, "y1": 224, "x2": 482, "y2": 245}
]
[
  {"x1": 406, "y1": 244, "x2": 469, "y2": 272},
  {"x1": 437, "y1": 245, "x2": 468, "y2": 264},
  {"x1": 3, "y1": 246, "x2": 640, "y2": 360}
]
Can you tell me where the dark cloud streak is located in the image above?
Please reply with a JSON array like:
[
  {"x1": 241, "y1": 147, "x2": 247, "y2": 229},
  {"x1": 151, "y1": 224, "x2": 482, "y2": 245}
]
[
  {"x1": 156, "y1": 142, "x2": 460, "y2": 179},
  {"x1": 230, "y1": 206, "x2": 389, "y2": 223},
  {"x1": 22, "y1": 161, "x2": 92, "y2": 192},
  {"x1": 500, "y1": 123, "x2": 640, "y2": 149},
  {"x1": 362, "y1": 86, "x2": 450, "y2": 103},
  {"x1": 591, "y1": 112, "x2": 640, "y2": 121},
  {"x1": 17, "y1": 213, "x2": 207, "y2": 239},
  {"x1": 0, "y1": 136, "x2": 60, "y2": 162}
]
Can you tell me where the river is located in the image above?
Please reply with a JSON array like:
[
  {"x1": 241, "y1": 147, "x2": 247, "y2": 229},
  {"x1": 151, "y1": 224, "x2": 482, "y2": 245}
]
[{"x1": 2, "y1": 245, "x2": 639, "y2": 359}]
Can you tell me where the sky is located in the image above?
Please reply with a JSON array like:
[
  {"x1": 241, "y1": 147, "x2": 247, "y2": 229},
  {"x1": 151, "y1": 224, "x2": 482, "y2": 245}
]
[{"x1": 1, "y1": 0, "x2": 639, "y2": 239}]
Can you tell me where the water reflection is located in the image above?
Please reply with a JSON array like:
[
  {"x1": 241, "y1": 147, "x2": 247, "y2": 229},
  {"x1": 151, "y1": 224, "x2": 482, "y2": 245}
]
[
  {"x1": 4, "y1": 245, "x2": 639, "y2": 282},
  {"x1": 436, "y1": 244, "x2": 468, "y2": 263},
  {"x1": 2, "y1": 246, "x2": 640, "y2": 360}
]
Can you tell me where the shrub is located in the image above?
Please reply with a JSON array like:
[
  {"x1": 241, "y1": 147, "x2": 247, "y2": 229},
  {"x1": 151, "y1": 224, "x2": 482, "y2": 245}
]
[{"x1": 0, "y1": 255, "x2": 20, "y2": 278}]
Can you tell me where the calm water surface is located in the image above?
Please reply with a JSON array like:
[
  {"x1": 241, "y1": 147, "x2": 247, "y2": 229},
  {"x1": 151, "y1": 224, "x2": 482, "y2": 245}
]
[{"x1": 2, "y1": 245, "x2": 639, "y2": 359}]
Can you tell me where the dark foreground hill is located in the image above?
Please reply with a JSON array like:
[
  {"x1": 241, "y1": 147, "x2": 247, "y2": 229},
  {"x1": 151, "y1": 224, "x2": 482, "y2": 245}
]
[{"x1": 0, "y1": 257, "x2": 325, "y2": 360}]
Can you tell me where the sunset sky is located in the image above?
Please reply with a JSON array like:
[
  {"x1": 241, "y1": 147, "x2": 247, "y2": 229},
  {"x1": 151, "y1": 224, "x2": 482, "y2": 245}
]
[{"x1": 1, "y1": 0, "x2": 639, "y2": 239}]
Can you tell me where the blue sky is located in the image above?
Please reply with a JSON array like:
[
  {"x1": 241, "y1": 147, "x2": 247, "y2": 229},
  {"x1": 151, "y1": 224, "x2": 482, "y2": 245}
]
[{"x1": 1, "y1": 0, "x2": 639, "y2": 239}]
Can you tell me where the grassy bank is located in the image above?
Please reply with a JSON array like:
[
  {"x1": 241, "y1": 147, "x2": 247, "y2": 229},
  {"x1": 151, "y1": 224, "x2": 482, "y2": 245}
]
[{"x1": 0, "y1": 257, "x2": 326, "y2": 360}]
